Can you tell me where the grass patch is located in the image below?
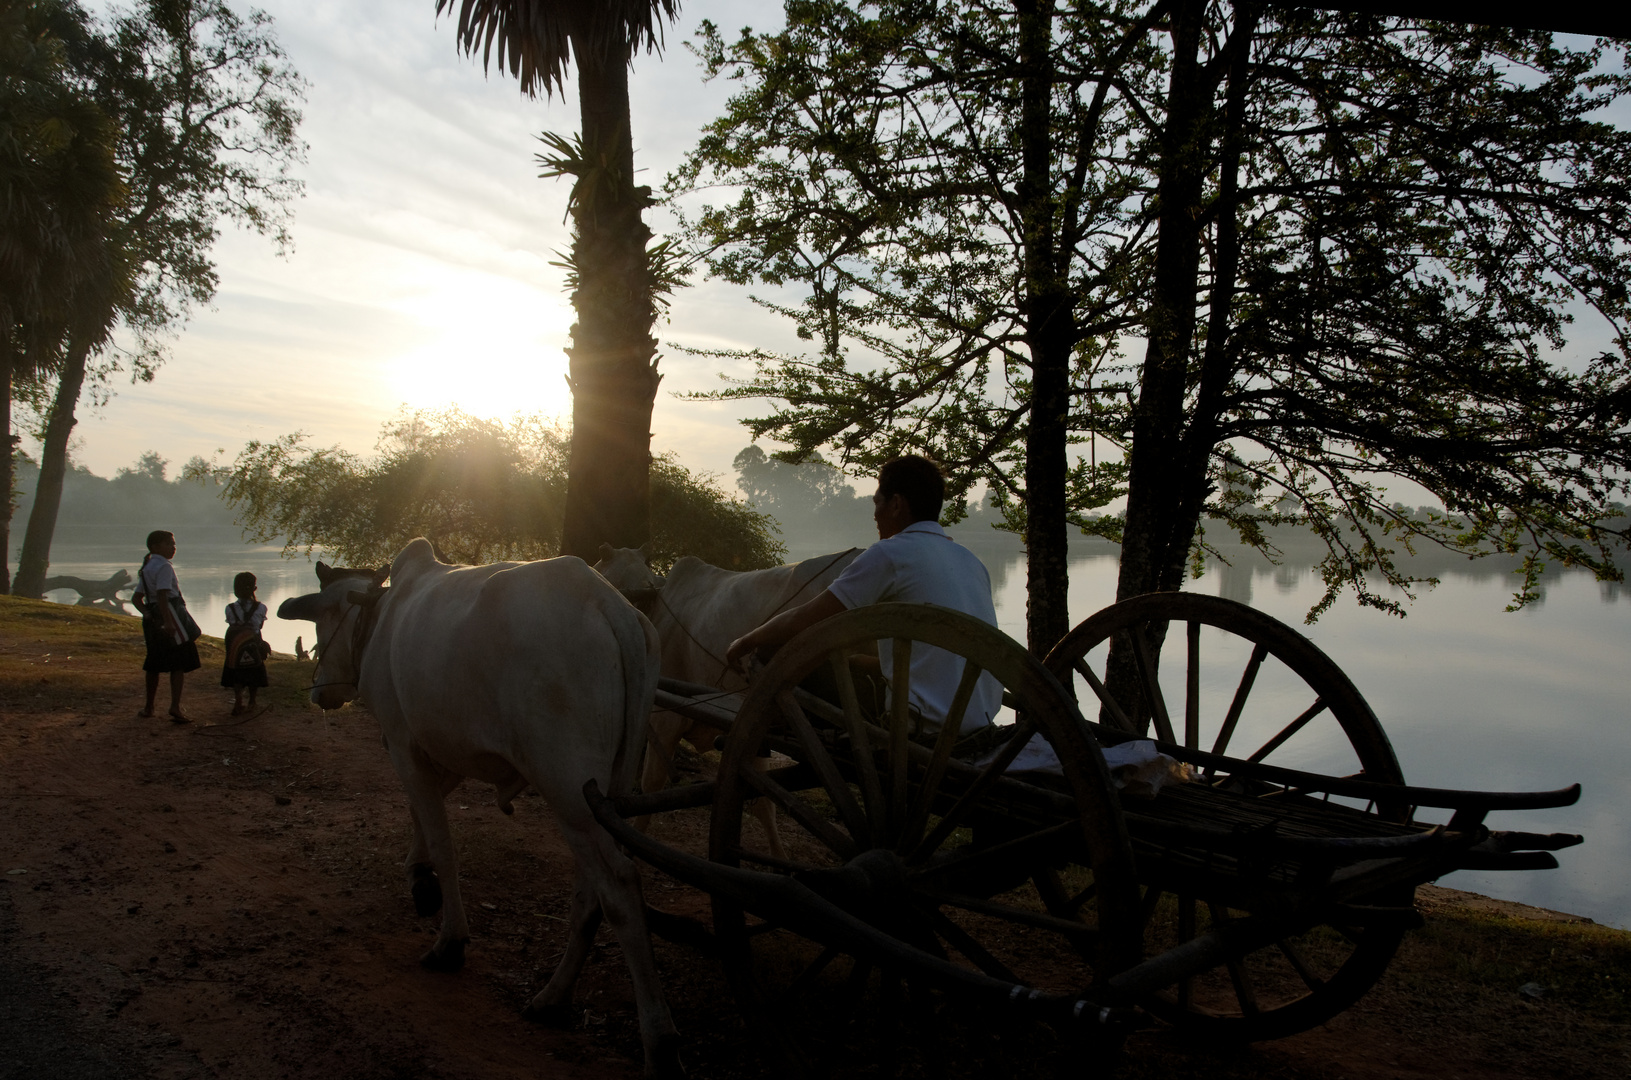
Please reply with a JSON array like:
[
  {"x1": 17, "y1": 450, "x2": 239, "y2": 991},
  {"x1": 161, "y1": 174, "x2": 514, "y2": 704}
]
[
  {"x1": 0, "y1": 594, "x2": 318, "y2": 713},
  {"x1": 1403, "y1": 904, "x2": 1631, "y2": 1019}
]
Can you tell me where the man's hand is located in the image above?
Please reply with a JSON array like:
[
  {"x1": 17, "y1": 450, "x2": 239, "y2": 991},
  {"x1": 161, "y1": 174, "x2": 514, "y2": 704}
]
[
  {"x1": 723, "y1": 590, "x2": 847, "y2": 678},
  {"x1": 724, "y1": 630, "x2": 761, "y2": 676}
]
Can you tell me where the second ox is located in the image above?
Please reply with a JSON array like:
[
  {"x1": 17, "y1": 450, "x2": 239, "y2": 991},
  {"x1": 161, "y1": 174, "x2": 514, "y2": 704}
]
[
  {"x1": 594, "y1": 544, "x2": 859, "y2": 855},
  {"x1": 278, "y1": 539, "x2": 678, "y2": 1077}
]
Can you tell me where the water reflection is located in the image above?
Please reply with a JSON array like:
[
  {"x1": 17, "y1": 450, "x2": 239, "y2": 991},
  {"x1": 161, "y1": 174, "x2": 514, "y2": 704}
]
[{"x1": 19, "y1": 525, "x2": 1629, "y2": 928}]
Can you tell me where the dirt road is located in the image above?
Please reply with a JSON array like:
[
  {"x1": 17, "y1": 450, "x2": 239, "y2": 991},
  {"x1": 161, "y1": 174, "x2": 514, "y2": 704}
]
[{"x1": 2, "y1": 601, "x2": 1624, "y2": 1079}]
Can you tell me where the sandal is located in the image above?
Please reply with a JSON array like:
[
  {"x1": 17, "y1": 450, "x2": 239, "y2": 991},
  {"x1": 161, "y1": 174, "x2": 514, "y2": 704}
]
[
  {"x1": 168, "y1": 710, "x2": 192, "y2": 724},
  {"x1": 137, "y1": 708, "x2": 155, "y2": 719},
  {"x1": 230, "y1": 704, "x2": 246, "y2": 717}
]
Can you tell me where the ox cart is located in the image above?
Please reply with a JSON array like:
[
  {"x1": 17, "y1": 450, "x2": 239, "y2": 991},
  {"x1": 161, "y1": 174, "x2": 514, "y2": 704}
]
[{"x1": 584, "y1": 593, "x2": 1580, "y2": 1068}]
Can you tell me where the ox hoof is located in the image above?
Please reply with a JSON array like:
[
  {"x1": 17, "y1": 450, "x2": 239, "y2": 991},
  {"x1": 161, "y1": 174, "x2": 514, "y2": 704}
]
[
  {"x1": 522, "y1": 1001, "x2": 574, "y2": 1030},
  {"x1": 419, "y1": 938, "x2": 465, "y2": 973},
  {"x1": 410, "y1": 867, "x2": 443, "y2": 918},
  {"x1": 647, "y1": 1032, "x2": 686, "y2": 1079}
]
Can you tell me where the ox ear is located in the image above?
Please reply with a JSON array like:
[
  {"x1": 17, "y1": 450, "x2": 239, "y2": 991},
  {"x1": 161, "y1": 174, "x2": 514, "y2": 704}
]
[{"x1": 278, "y1": 593, "x2": 323, "y2": 622}]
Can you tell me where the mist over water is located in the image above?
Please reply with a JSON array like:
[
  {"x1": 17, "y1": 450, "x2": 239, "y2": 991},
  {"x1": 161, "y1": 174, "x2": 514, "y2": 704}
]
[{"x1": 23, "y1": 523, "x2": 1629, "y2": 928}]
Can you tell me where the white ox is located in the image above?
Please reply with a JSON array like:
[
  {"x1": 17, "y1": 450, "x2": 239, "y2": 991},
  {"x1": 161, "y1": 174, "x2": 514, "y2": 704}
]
[
  {"x1": 593, "y1": 545, "x2": 860, "y2": 854},
  {"x1": 278, "y1": 539, "x2": 678, "y2": 1076}
]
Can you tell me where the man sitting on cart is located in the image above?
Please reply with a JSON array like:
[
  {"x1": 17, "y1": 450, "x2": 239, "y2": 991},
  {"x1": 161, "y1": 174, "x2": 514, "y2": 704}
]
[{"x1": 725, "y1": 454, "x2": 1003, "y2": 740}]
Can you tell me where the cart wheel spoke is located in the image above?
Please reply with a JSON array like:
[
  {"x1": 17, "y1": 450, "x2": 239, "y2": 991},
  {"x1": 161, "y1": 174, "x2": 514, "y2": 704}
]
[
  {"x1": 783, "y1": 945, "x2": 843, "y2": 1005},
  {"x1": 1276, "y1": 937, "x2": 1327, "y2": 991},
  {"x1": 739, "y1": 759, "x2": 857, "y2": 860},
  {"x1": 777, "y1": 687, "x2": 872, "y2": 849},
  {"x1": 887, "y1": 637, "x2": 914, "y2": 844},
  {"x1": 1185, "y1": 620, "x2": 1201, "y2": 749},
  {"x1": 1072, "y1": 657, "x2": 1136, "y2": 732},
  {"x1": 1177, "y1": 893, "x2": 1198, "y2": 943},
  {"x1": 1330, "y1": 921, "x2": 1364, "y2": 946},
  {"x1": 909, "y1": 820, "x2": 1080, "y2": 896},
  {"x1": 926, "y1": 906, "x2": 1022, "y2": 984},
  {"x1": 1224, "y1": 955, "x2": 1262, "y2": 1017},
  {"x1": 1212, "y1": 641, "x2": 1268, "y2": 758},
  {"x1": 1130, "y1": 625, "x2": 1177, "y2": 744},
  {"x1": 900, "y1": 657, "x2": 985, "y2": 853},
  {"x1": 1139, "y1": 885, "x2": 1165, "y2": 932},
  {"x1": 1209, "y1": 903, "x2": 1263, "y2": 1017},
  {"x1": 1246, "y1": 698, "x2": 1330, "y2": 764},
  {"x1": 829, "y1": 649, "x2": 886, "y2": 837},
  {"x1": 921, "y1": 888, "x2": 1101, "y2": 946},
  {"x1": 910, "y1": 719, "x2": 1038, "y2": 862}
]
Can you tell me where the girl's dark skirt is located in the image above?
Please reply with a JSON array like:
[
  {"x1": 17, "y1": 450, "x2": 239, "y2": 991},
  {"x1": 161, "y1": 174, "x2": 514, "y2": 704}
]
[{"x1": 142, "y1": 619, "x2": 201, "y2": 674}]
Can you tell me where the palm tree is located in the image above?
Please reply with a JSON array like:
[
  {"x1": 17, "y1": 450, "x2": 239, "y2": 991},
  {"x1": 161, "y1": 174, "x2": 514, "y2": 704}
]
[{"x1": 437, "y1": 1, "x2": 679, "y2": 560}]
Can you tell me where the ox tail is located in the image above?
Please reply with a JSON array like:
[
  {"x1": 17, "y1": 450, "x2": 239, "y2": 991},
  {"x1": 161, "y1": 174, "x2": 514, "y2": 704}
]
[{"x1": 609, "y1": 604, "x2": 662, "y2": 798}]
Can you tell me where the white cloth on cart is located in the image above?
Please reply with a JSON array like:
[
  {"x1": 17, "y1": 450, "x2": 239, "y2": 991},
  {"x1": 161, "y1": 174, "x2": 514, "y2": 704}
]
[{"x1": 980, "y1": 733, "x2": 1192, "y2": 798}]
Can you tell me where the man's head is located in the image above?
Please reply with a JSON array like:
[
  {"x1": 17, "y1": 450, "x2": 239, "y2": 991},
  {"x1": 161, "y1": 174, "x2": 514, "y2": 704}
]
[{"x1": 873, "y1": 455, "x2": 945, "y2": 538}]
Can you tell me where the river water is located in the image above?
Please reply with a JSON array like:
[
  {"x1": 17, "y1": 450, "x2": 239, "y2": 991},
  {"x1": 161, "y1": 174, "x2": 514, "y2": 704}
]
[{"x1": 24, "y1": 523, "x2": 1629, "y2": 929}]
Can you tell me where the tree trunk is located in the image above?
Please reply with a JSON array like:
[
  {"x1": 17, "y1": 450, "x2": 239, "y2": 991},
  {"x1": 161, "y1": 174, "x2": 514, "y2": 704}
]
[
  {"x1": 1100, "y1": 0, "x2": 1210, "y2": 733},
  {"x1": 1116, "y1": 0, "x2": 1210, "y2": 604},
  {"x1": 557, "y1": 38, "x2": 661, "y2": 561},
  {"x1": 12, "y1": 339, "x2": 89, "y2": 598},
  {"x1": 1, "y1": 340, "x2": 13, "y2": 596},
  {"x1": 1017, "y1": 0, "x2": 1076, "y2": 657}
]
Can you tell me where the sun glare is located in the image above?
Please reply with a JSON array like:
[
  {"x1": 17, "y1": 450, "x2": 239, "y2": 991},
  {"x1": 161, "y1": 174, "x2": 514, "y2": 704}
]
[{"x1": 384, "y1": 273, "x2": 575, "y2": 421}]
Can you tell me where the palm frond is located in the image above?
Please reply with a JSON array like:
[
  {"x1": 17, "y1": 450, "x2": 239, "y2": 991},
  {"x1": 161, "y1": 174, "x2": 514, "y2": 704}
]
[{"x1": 435, "y1": 0, "x2": 682, "y2": 99}]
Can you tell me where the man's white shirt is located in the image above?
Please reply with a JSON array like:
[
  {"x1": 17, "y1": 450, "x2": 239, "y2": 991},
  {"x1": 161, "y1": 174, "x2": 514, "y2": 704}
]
[{"x1": 827, "y1": 521, "x2": 1002, "y2": 735}]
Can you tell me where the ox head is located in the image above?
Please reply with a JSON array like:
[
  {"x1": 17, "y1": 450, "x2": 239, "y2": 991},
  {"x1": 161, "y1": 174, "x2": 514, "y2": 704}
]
[
  {"x1": 277, "y1": 561, "x2": 389, "y2": 710},
  {"x1": 593, "y1": 543, "x2": 664, "y2": 607}
]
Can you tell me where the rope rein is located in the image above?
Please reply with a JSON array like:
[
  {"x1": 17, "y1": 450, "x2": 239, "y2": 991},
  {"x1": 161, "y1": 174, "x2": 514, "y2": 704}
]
[{"x1": 306, "y1": 584, "x2": 385, "y2": 696}]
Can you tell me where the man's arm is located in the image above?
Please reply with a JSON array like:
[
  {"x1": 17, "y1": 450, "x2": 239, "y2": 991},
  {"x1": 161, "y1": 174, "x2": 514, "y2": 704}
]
[{"x1": 725, "y1": 589, "x2": 847, "y2": 674}]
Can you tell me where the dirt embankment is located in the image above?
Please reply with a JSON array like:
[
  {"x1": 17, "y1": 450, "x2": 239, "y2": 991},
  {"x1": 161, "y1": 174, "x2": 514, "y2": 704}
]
[{"x1": 1, "y1": 597, "x2": 1626, "y2": 1080}]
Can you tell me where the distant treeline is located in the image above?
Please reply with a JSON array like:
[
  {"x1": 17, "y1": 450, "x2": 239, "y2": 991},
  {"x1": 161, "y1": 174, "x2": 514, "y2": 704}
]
[
  {"x1": 11, "y1": 447, "x2": 1625, "y2": 585},
  {"x1": 733, "y1": 446, "x2": 1024, "y2": 556},
  {"x1": 734, "y1": 448, "x2": 1631, "y2": 584},
  {"x1": 8, "y1": 452, "x2": 237, "y2": 530}
]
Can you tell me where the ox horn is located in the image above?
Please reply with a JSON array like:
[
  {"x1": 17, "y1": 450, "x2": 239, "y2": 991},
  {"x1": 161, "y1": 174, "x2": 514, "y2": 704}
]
[{"x1": 347, "y1": 583, "x2": 389, "y2": 607}]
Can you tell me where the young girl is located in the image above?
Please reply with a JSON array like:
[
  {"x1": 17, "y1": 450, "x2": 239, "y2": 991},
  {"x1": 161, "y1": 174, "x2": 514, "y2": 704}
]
[
  {"x1": 133, "y1": 530, "x2": 200, "y2": 722},
  {"x1": 221, "y1": 572, "x2": 270, "y2": 715}
]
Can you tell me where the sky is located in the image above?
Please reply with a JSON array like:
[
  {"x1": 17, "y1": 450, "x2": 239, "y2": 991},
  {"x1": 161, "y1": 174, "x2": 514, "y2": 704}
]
[
  {"x1": 55, "y1": 0, "x2": 795, "y2": 484},
  {"x1": 41, "y1": 5, "x2": 1628, "y2": 498}
]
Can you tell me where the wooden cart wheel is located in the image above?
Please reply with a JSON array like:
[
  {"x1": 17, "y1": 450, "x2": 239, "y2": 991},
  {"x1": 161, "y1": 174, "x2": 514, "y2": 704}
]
[
  {"x1": 1044, "y1": 591, "x2": 1409, "y2": 1040},
  {"x1": 709, "y1": 604, "x2": 1142, "y2": 1071}
]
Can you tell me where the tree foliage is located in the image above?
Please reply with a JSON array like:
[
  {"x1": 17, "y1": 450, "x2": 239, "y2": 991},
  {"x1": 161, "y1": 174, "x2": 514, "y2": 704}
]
[
  {"x1": 1, "y1": 0, "x2": 126, "y2": 592},
  {"x1": 672, "y1": 0, "x2": 1631, "y2": 634},
  {"x1": 221, "y1": 409, "x2": 785, "y2": 572},
  {"x1": 8, "y1": 0, "x2": 305, "y2": 597},
  {"x1": 733, "y1": 444, "x2": 857, "y2": 516},
  {"x1": 0, "y1": 0, "x2": 123, "y2": 338}
]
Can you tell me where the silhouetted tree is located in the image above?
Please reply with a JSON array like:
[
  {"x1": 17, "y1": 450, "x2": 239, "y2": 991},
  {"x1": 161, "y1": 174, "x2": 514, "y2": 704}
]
[
  {"x1": 436, "y1": 0, "x2": 681, "y2": 562},
  {"x1": 674, "y1": 1, "x2": 1631, "y2": 651},
  {"x1": 222, "y1": 409, "x2": 783, "y2": 570},
  {"x1": 0, "y1": 0, "x2": 124, "y2": 593},
  {"x1": 10, "y1": 0, "x2": 305, "y2": 598}
]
